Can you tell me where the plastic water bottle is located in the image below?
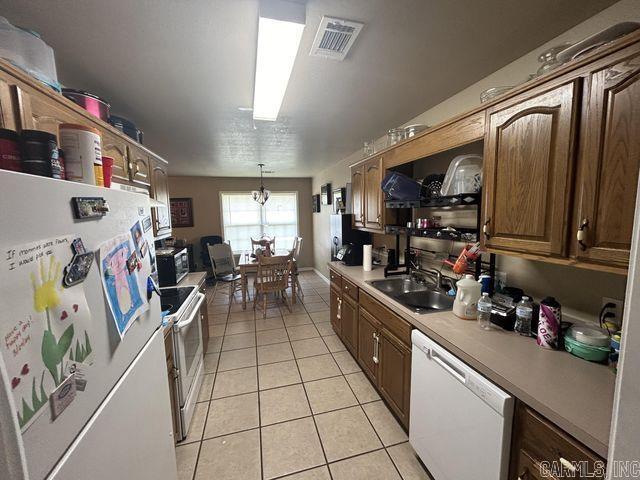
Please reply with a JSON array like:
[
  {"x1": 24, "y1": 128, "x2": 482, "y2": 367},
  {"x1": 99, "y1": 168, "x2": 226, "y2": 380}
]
[
  {"x1": 515, "y1": 296, "x2": 533, "y2": 336},
  {"x1": 477, "y1": 293, "x2": 492, "y2": 330}
]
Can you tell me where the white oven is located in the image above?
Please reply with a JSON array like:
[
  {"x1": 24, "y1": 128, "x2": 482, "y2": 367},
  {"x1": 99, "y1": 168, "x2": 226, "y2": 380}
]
[{"x1": 173, "y1": 291, "x2": 205, "y2": 441}]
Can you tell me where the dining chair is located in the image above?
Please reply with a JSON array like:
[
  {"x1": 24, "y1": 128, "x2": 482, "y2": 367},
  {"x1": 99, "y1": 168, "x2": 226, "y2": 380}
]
[
  {"x1": 289, "y1": 236, "x2": 304, "y2": 300},
  {"x1": 251, "y1": 235, "x2": 276, "y2": 255},
  {"x1": 208, "y1": 243, "x2": 242, "y2": 304},
  {"x1": 253, "y1": 253, "x2": 293, "y2": 318}
]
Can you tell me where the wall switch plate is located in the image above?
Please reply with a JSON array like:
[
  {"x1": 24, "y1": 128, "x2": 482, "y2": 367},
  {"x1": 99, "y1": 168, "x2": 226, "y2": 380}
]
[
  {"x1": 495, "y1": 271, "x2": 507, "y2": 291},
  {"x1": 602, "y1": 296, "x2": 624, "y2": 325}
]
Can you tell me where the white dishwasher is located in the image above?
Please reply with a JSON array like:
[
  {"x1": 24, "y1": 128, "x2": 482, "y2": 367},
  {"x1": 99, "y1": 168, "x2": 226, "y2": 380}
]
[{"x1": 410, "y1": 330, "x2": 514, "y2": 480}]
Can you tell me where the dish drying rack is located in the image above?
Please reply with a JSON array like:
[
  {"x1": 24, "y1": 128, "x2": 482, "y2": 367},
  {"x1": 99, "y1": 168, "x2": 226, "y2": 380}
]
[{"x1": 383, "y1": 190, "x2": 496, "y2": 289}]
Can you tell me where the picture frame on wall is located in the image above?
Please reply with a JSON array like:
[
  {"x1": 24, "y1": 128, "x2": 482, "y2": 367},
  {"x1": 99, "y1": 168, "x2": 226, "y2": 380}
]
[
  {"x1": 321, "y1": 183, "x2": 332, "y2": 205},
  {"x1": 312, "y1": 194, "x2": 321, "y2": 213},
  {"x1": 170, "y1": 197, "x2": 194, "y2": 227},
  {"x1": 333, "y1": 187, "x2": 346, "y2": 213}
]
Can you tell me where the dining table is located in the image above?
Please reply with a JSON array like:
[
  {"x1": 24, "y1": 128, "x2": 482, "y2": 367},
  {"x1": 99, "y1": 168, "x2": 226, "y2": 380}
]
[{"x1": 237, "y1": 250, "x2": 297, "y2": 310}]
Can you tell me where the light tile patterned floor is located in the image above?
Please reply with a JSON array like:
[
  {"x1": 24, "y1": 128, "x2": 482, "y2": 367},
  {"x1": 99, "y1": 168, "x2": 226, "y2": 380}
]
[{"x1": 175, "y1": 270, "x2": 432, "y2": 480}]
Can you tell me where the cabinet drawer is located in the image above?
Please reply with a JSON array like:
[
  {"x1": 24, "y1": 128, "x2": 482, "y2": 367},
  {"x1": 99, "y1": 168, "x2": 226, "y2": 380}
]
[
  {"x1": 516, "y1": 405, "x2": 605, "y2": 479},
  {"x1": 359, "y1": 291, "x2": 411, "y2": 346},
  {"x1": 329, "y1": 269, "x2": 342, "y2": 290},
  {"x1": 342, "y1": 278, "x2": 358, "y2": 301}
]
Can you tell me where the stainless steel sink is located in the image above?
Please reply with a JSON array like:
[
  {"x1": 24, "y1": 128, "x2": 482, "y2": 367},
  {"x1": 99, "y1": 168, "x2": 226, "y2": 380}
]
[{"x1": 367, "y1": 276, "x2": 454, "y2": 313}]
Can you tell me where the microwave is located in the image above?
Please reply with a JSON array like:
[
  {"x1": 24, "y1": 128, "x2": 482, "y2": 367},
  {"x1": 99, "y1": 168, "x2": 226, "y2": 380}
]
[{"x1": 156, "y1": 247, "x2": 189, "y2": 287}]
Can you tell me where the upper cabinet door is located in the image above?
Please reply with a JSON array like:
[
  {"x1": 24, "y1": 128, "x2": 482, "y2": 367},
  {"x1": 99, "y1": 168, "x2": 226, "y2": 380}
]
[
  {"x1": 100, "y1": 131, "x2": 131, "y2": 184},
  {"x1": 482, "y1": 82, "x2": 579, "y2": 256},
  {"x1": 364, "y1": 156, "x2": 383, "y2": 230},
  {"x1": 573, "y1": 54, "x2": 640, "y2": 268},
  {"x1": 128, "y1": 146, "x2": 152, "y2": 186},
  {"x1": 0, "y1": 77, "x2": 17, "y2": 130},
  {"x1": 351, "y1": 163, "x2": 365, "y2": 228},
  {"x1": 14, "y1": 85, "x2": 85, "y2": 136},
  {"x1": 151, "y1": 160, "x2": 171, "y2": 238}
]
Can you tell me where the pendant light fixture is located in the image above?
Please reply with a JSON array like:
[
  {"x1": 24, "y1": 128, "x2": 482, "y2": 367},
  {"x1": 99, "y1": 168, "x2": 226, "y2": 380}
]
[{"x1": 252, "y1": 163, "x2": 271, "y2": 205}]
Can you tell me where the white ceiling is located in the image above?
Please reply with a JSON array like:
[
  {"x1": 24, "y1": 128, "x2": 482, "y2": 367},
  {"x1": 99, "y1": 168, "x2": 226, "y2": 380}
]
[{"x1": 0, "y1": 0, "x2": 616, "y2": 177}]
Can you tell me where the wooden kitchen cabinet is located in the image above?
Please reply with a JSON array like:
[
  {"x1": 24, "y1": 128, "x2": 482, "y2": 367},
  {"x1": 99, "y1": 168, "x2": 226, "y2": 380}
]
[
  {"x1": 378, "y1": 328, "x2": 412, "y2": 428},
  {"x1": 330, "y1": 284, "x2": 342, "y2": 336},
  {"x1": 364, "y1": 156, "x2": 384, "y2": 229},
  {"x1": 357, "y1": 308, "x2": 380, "y2": 383},
  {"x1": 482, "y1": 81, "x2": 579, "y2": 257},
  {"x1": 357, "y1": 290, "x2": 412, "y2": 429},
  {"x1": 340, "y1": 293, "x2": 358, "y2": 356},
  {"x1": 14, "y1": 84, "x2": 90, "y2": 136},
  {"x1": 509, "y1": 402, "x2": 606, "y2": 480},
  {"x1": 128, "y1": 145, "x2": 152, "y2": 186},
  {"x1": 100, "y1": 130, "x2": 132, "y2": 184},
  {"x1": 0, "y1": 77, "x2": 17, "y2": 130},
  {"x1": 151, "y1": 159, "x2": 171, "y2": 238},
  {"x1": 572, "y1": 52, "x2": 640, "y2": 268},
  {"x1": 351, "y1": 162, "x2": 365, "y2": 228}
]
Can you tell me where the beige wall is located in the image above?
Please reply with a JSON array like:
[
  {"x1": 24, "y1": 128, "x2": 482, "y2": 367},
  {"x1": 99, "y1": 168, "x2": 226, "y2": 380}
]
[
  {"x1": 168, "y1": 176, "x2": 314, "y2": 268},
  {"x1": 312, "y1": 0, "x2": 638, "y2": 322}
]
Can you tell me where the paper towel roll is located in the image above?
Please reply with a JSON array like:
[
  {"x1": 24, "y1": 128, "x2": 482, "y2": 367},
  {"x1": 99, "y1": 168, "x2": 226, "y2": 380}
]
[{"x1": 363, "y1": 244, "x2": 373, "y2": 272}]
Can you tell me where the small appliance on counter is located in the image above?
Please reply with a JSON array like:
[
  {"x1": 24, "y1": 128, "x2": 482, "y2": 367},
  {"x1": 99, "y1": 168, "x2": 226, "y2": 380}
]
[
  {"x1": 156, "y1": 247, "x2": 190, "y2": 286},
  {"x1": 336, "y1": 244, "x2": 365, "y2": 266}
]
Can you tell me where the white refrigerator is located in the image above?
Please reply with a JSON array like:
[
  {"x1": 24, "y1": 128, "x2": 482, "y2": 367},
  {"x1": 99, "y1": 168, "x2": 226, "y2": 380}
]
[{"x1": 0, "y1": 170, "x2": 177, "y2": 480}]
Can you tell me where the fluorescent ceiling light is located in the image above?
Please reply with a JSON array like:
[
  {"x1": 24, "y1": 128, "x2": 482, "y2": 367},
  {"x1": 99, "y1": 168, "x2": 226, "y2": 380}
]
[{"x1": 253, "y1": 1, "x2": 305, "y2": 121}]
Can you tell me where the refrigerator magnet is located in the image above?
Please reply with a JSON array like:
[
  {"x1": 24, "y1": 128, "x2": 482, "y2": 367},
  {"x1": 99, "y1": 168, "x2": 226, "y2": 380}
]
[
  {"x1": 50, "y1": 373, "x2": 77, "y2": 420},
  {"x1": 126, "y1": 252, "x2": 138, "y2": 274},
  {"x1": 142, "y1": 216, "x2": 152, "y2": 233},
  {"x1": 63, "y1": 252, "x2": 94, "y2": 287}
]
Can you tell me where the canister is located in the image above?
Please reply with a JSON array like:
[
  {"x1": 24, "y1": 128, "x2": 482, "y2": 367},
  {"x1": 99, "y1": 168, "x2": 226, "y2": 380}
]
[
  {"x1": 537, "y1": 296, "x2": 561, "y2": 349},
  {"x1": 59, "y1": 124, "x2": 102, "y2": 185},
  {"x1": 0, "y1": 128, "x2": 22, "y2": 172},
  {"x1": 20, "y1": 129, "x2": 58, "y2": 177}
]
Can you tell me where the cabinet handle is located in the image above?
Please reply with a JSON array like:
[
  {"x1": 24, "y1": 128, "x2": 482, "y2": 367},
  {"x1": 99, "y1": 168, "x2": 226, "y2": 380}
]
[
  {"x1": 577, "y1": 219, "x2": 589, "y2": 250},
  {"x1": 135, "y1": 163, "x2": 140, "y2": 173},
  {"x1": 372, "y1": 332, "x2": 379, "y2": 364},
  {"x1": 483, "y1": 218, "x2": 491, "y2": 238},
  {"x1": 337, "y1": 298, "x2": 342, "y2": 320},
  {"x1": 376, "y1": 214, "x2": 381, "y2": 223}
]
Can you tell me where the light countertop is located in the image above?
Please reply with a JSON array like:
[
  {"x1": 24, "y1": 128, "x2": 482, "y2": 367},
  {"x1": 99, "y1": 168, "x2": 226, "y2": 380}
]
[
  {"x1": 328, "y1": 261, "x2": 615, "y2": 457},
  {"x1": 177, "y1": 271, "x2": 207, "y2": 289}
]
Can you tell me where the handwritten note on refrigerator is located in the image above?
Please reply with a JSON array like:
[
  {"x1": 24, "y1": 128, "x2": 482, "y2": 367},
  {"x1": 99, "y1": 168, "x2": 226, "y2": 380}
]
[{"x1": 0, "y1": 235, "x2": 93, "y2": 432}]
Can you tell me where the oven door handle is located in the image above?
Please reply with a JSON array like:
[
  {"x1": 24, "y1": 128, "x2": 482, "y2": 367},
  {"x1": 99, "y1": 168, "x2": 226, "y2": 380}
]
[{"x1": 176, "y1": 293, "x2": 205, "y2": 330}]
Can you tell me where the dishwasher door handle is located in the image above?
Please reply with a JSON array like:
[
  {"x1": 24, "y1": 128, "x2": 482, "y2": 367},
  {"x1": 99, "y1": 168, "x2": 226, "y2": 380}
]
[{"x1": 429, "y1": 350, "x2": 467, "y2": 384}]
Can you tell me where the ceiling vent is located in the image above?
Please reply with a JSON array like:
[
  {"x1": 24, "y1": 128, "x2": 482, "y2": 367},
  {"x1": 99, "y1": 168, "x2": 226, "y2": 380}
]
[{"x1": 309, "y1": 16, "x2": 364, "y2": 61}]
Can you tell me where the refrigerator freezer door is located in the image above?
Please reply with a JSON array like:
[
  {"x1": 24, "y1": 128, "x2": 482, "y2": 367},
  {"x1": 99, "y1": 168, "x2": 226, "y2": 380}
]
[
  {"x1": 48, "y1": 330, "x2": 177, "y2": 480},
  {"x1": 0, "y1": 171, "x2": 162, "y2": 479}
]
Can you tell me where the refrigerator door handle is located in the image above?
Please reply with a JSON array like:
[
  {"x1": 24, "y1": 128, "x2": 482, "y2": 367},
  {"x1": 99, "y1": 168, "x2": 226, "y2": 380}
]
[{"x1": 176, "y1": 293, "x2": 205, "y2": 330}]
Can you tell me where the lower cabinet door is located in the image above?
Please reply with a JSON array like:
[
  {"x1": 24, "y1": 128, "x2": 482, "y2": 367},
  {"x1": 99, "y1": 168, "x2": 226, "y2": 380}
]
[
  {"x1": 378, "y1": 328, "x2": 411, "y2": 429},
  {"x1": 340, "y1": 295, "x2": 358, "y2": 356},
  {"x1": 357, "y1": 309, "x2": 379, "y2": 383},
  {"x1": 330, "y1": 286, "x2": 342, "y2": 336},
  {"x1": 513, "y1": 451, "x2": 549, "y2": 480}
]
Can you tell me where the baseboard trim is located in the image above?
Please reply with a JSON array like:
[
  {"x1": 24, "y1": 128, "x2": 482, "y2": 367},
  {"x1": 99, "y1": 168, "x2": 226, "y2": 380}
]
[
  {"x1": 298, "y1": 267, "x2": 314, "y2": 272},
  {"x1": 313, "y1": 268, "x2": 330, "y2": 284}
]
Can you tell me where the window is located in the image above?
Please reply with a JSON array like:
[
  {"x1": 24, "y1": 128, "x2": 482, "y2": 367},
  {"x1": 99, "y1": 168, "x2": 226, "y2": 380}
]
[{"x1": 220, "y1": 192, "x2": 298, "y2": 253}]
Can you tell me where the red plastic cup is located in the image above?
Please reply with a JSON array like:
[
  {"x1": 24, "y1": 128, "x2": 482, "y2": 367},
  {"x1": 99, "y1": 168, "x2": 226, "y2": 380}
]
[{"x1": 102, "y1": 156, "x2": 114, "y2": 188}]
